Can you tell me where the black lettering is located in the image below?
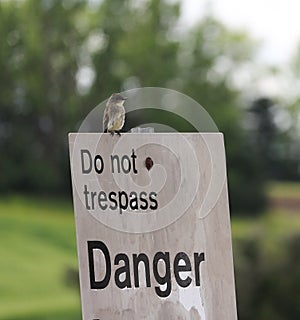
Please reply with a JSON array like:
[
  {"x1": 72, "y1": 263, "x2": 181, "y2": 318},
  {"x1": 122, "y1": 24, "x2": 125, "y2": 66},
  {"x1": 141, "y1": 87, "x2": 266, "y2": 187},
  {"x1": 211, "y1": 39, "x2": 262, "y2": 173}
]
[
  {"x1": 121, "y1": 155, "x2": 131, "y2": 174},
  {"x1": 108, "y1": 191, "x2": 117, "y2": 210},
  {"x1": 139, "y1": 191, "x2": 148, "y2": 210},
  {"x1": 98, "y1": 191, "x2": 108, "y2": 210},
  {"x1": 131, "y1": 149, "x2": 138, "y2": 174},
  {"x1": 94, "y1": 155, "x2": 104, "y2": 174},
  {"x1": 91, "y1": 191, "x2": 97, "y2": 210},
  {"x1": 111, "y1": 155, "x2": 120, "y2": 173},
  {"x1": 118, "y1": 191, "x2": 128, "y2": 214},
  {"x1": 153, "y1": 252, "x2": 171, "y2": 298},
  {"x1": 83, "y1": 184, "x2": 90, "y2": 210},
  {"x1": 88, "y1": 241, "x2": 111, "y2": 289},
  {"x1": 129, "y1": 191, "x2": 138, "y2": 210},
  {"x1": 81, "y1": 149, "x2": 92, "y2": 174},
  {"x1": 149, "y1": 192, "x2": 158, "y2": 210},
  {"x1": 133, "y1": 253, "x2": 151, "y2": 288},
  {"x1": 194, "y1": 252, "x2": 205, "y2": 286},
  {"x1": 174, "y1": 252, "x2": 192, "y2": 288},
  {"x1": 114, "y1": 253, "x2": 132, "y2": 289}
]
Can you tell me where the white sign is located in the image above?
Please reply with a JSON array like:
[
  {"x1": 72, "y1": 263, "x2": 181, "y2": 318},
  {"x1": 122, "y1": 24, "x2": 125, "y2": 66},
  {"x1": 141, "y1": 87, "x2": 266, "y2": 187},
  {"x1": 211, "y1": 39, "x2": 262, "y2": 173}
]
[{"x1": 69, "y1": 133, "x2": 237, "y2": 320}]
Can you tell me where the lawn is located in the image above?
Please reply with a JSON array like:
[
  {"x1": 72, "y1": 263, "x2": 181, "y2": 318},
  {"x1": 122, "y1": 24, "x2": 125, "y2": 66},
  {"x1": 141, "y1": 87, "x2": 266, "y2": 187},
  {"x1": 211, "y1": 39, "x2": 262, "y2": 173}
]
[
  {"x1": 267, "y1": 180, "x2": 300, "y2": 199},
  {"x1": 0, "y1": 195, "x2": 81, "y2": 320}
]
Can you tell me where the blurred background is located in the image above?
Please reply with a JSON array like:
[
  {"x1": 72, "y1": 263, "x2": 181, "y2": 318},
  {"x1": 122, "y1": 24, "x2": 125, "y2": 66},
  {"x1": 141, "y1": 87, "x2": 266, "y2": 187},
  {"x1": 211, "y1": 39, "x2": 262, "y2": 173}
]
[{"x1": 1, "y1": 0, "x2": 300, "y2": 319}]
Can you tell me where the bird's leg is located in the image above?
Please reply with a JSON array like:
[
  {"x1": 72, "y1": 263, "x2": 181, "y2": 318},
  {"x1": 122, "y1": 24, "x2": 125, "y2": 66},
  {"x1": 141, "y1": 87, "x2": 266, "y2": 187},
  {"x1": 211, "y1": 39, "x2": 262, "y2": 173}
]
[
  {"x1": 104, "y1": 128, "x2": 108, "y2": 133},
  {"x1": 110, "y1": 131, "x2": 114, "y2": 136},
  {"x1": 116, "y1": 130, "x2": 121, "y2": 136}
]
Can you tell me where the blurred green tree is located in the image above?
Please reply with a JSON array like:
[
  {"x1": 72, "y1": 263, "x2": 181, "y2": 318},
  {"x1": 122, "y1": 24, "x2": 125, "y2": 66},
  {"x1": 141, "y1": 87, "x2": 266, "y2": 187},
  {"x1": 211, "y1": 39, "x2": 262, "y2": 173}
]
[
  {"x1": 0, "y1": 0, "x2": 86, "y2": 193},
  {"x1": 248, "y1": 96, "x2": 300, "y2": 182},
  {"x1": 177, "y1": 17, "x2": 266, "y2": 213},
  {"x1": 234, "y1": 231, "x2": 300, "y2": 320},
  {"x1": 86, "y1": 0, "x2": 180, "y2": 103},
  {"x1": 283, "y1": 43, "x2": 300, "y2": 180},
  {"x1": 0, "y1": 0, "x2": 270, "y2": 213}
]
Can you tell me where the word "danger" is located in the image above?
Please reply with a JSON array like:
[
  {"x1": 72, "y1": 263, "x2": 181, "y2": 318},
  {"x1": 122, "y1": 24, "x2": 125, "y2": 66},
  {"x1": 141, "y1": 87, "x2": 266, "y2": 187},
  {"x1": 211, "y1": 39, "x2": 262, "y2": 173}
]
[{"x1": 88, "y1": 241, "x2": 205, "y2": 298}]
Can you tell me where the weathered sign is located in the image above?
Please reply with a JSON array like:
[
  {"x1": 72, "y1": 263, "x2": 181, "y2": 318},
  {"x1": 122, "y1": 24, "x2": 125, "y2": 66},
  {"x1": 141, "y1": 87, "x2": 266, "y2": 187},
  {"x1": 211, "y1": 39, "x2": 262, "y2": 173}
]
[{"x1": 69, "y1": 133, "x2": 237, "y2": 320}]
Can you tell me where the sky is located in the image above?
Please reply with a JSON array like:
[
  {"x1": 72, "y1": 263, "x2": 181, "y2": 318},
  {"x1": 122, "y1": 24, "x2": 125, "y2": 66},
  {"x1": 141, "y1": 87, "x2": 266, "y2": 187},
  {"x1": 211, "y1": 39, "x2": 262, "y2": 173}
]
[{"x1": 180, "y1": 0, "x2": 300, "y2": 65}]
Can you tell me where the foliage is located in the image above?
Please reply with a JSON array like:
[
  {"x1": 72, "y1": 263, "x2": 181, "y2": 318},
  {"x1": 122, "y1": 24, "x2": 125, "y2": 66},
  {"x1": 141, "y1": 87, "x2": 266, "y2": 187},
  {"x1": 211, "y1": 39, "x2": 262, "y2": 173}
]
[
  {"x1": 0, "y1": 0, "x2": 85, "y2": 194},
  {"x1": 248, "y1": 97, "x2": 300, "y2": 181},
  {"x1": 1, "y1": 0, "x2": 298, "y2": 214},
  {"x1": 233, "y1": 212, "x2": 300, "y2": 320}
]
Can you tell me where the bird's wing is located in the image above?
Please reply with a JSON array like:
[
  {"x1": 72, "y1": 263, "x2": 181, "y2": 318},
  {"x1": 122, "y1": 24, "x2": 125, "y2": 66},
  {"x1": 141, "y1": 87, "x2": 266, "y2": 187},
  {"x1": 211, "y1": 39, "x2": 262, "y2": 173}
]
[{"x1": 103, "y1": 107, "x2": 109, "y2": 132}]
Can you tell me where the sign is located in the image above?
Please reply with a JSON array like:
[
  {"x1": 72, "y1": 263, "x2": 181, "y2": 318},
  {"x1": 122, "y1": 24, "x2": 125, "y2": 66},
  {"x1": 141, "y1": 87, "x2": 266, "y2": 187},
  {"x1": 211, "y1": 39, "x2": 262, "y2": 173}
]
[{"x1": 69, "y1": 133, "x2": 237, "y2": 320}]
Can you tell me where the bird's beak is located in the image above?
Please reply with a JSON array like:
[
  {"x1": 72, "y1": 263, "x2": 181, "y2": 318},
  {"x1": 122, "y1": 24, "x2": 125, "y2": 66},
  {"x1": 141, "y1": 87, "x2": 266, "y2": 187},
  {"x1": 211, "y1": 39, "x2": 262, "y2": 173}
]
[{"x1": 123, "y1": 96, "x2": 128, "y2": 101}]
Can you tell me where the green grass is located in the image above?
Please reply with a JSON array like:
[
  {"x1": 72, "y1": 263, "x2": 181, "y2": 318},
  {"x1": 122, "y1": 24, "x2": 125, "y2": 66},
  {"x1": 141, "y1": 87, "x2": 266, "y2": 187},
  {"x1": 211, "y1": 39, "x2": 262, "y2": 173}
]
[
  {"x1": 267, "y1": 181, "x2": 300, "y2": 198},
  {"x1": 232, "y1": 209, "x2": 300, "y2": 237},
  {"x1": 0, "y1": 195, "x2": 81, "y2": 320},
  {"x1": 232, "y1": 209, "x2": 300, "y2": 255}
]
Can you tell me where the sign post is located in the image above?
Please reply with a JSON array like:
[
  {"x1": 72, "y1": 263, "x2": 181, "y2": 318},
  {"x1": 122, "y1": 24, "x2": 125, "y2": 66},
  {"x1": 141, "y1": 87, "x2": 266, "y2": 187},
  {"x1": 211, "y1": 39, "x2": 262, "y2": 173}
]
[{"x1": 69, "y1": 132, "x2": 237, "y2": 320}]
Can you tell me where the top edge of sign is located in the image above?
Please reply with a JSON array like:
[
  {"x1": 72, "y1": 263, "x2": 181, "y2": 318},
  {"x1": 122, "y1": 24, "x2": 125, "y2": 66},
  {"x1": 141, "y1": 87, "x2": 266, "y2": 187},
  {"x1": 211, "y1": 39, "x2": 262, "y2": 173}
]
[{"x1": 68, "y1": 132, "x2": 224, "y2": 138}]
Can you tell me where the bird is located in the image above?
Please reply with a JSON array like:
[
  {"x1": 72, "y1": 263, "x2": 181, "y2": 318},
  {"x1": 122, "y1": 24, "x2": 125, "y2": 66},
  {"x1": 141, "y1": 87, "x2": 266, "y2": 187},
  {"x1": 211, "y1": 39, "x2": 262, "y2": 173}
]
[{"x1": 103, "y1": 93, "x2": 127, "y2": 136}]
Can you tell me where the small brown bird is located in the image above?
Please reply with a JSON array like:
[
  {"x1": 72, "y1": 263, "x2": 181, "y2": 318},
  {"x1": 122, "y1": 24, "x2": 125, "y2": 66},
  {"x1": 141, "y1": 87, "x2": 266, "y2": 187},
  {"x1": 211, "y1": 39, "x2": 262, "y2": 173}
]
[{"x1": 103, "y1": 93, "x2": 127, "y2": 136}]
